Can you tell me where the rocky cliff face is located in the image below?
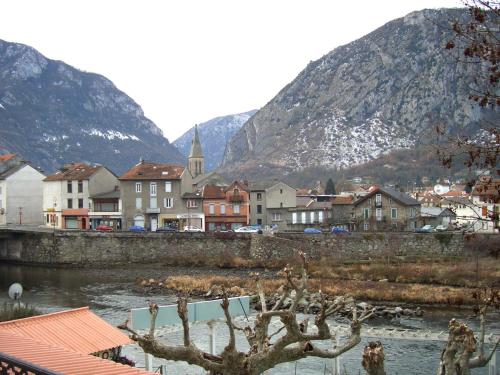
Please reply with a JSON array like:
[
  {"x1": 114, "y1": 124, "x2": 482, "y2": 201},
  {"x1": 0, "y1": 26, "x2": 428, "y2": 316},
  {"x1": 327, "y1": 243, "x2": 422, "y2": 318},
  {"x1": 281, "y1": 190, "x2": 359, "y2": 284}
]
[
  {"x1": 173, "y1": 110, "x2": 257, "y2": 171},
  {"x1": 0, "y1": 39, "x2": 184, "y2": 174},
  {"x1": 220, "y1": 9, "x2": 496, "y2": 177}
]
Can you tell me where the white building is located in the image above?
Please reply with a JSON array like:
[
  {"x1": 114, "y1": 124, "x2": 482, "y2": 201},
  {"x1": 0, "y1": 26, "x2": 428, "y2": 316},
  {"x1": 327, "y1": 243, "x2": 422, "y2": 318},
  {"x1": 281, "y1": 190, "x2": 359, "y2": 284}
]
[
  {"x1": 43, "y1": 163, "x2": 119, "y2": 229},
  {"x1": 0, "y1": 154, "x2": 45, "y2": 226}
]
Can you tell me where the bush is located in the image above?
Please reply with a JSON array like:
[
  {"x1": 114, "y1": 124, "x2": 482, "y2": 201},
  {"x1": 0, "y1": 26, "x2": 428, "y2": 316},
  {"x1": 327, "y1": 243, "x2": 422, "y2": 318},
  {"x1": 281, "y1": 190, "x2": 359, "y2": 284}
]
[{"x1": 0, "y1": 302, "x2": 41, "y2": 322}]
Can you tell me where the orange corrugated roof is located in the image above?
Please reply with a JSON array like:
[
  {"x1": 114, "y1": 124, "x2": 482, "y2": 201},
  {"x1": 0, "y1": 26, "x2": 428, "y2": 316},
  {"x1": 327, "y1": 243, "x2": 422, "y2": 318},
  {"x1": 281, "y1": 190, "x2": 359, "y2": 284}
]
[
  {"x1": 0, "y1": 307, "x2": 132, "y2": 355},
  {"x1": 0, "y1": 153, "x2": 16, "y2": 161},
  {"x1": 0, "y1": 331, "x2": 153, "y2": 375}
]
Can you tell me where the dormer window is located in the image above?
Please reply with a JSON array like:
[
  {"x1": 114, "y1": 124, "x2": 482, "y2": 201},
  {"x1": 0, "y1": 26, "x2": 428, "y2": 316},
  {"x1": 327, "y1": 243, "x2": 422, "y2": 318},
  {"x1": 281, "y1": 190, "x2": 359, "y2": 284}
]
[{"x1": 234, "y1": 188, "x2": 239, "y2": 195}]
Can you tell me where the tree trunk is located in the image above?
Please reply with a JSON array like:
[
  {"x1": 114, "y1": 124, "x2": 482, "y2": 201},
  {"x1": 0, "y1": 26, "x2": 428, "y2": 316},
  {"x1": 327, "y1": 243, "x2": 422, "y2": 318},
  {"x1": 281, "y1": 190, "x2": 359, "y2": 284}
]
[{"x1": 362, "y1": 341, "x2": 386, "y2": 375}]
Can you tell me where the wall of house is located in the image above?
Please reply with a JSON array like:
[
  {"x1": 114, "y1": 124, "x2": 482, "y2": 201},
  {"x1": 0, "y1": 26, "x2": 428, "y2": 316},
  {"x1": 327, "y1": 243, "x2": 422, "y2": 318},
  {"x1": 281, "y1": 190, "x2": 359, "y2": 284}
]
[
  {"x1": 42, "y1": 180, "x2": 63, "y2": 228},
  {"x1": 120, "y1": 179, "x2": 186, "y2": 229},
  {"x1": 88, "y1": 168, "x2": 119, "y2": 197},
  {"x1": 266, "y1": 183, "x2": 296, "y2": 209},
  {"x1": 5, "y1": 165, "x2": 45, "y2": 225},
  {"x1": 0, "y1": 181, "x2": 6, "y2": 225},
  {"x1": 0, "y1": 230, "x2": 475, "y2": 266},
  {"x1": 249, "y1": 191, "x2": 266, "y2": 226}
]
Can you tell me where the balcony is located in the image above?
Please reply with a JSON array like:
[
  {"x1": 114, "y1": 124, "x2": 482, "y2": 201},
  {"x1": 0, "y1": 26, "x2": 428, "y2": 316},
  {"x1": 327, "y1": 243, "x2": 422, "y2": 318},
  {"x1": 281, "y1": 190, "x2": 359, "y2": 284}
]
[
  {"x1": 375, "y1": 201, "x2": 382, "y2": 208},
  {"x1": 146, "y1": 207, "x2": 160, "y2": 214},
  {"x1": 229, "y1": 194, "x2": 244, "y2": 203}
]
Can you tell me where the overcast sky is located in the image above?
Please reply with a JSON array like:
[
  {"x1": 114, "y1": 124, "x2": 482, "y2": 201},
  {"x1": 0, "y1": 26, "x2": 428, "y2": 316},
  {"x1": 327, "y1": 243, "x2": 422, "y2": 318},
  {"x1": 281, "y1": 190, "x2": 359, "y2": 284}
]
[{"x1": 1, "y1": 0, "x2": 460, "y2": 142}]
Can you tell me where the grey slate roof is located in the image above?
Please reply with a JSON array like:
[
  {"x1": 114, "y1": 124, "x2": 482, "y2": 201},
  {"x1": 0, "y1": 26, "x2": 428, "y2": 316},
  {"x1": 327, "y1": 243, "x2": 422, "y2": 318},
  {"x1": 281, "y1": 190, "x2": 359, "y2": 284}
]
[
  {"x1": 90, "y1": 189, "x2": 121, "y2": 199},
  {"x1": 188, "y1": 125, "x2": 204, "y2": 158},
  {"x1": 354, "y1": 186, "x2": 420, "y2": 206}
]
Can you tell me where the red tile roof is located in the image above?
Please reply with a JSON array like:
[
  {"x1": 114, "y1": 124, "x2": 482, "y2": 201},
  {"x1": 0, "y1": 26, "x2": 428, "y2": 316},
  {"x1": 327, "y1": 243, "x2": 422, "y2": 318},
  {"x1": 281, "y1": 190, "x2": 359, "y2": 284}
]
[
  {"x1": 331, "y1": 196, "x2": 354, "y2": 205},
  {"x1": 202, "y1": 184, "x2": 227, "y2": 199},
  {"x1": 0, "y1": 331, "x2": 153, "y2": 375},
  {"x1": 0, "y1": 153, "x2": 16, "y2": 161},
  {"x1": 44, "y1": 163, "x2": 101, "y2": 181},
  {"x1": 0, "y1": 307, "x2": 132, "y2": 355},
  {"x1": 119, "y1": 161, "x2": 184, "y2": 180}
]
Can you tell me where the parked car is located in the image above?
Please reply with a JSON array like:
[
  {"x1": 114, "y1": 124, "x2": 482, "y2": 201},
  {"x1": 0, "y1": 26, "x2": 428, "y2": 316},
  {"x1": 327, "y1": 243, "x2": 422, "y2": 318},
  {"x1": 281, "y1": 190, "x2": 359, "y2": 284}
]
[
  {"x1": 235, "y1": 226, "x2": 259, "y2": 233},
  {"x1": 435, "y1": 224, "x2": 448, "y2": 232},
  {"x1": 96, "y1": 224, "x2": 113, "y2": 232},
  {"x1": 128, "y1": 225, "x2": 146, "y2": 232},
  {"x1": 304, "y1": 228, "x2": 322, "y2": 234},
  {"x1": 415, "y1": 225, "x2": 435, "y2": 233},
  {"x1": 183, "y1": 225, "x2": 203, "y2": 232},
  {"x1": 331, "y1": 226, "x2": 349, "y2": 234},
  {"x1": 156, "y1": 225, "x2": 178, "y2": 232}
]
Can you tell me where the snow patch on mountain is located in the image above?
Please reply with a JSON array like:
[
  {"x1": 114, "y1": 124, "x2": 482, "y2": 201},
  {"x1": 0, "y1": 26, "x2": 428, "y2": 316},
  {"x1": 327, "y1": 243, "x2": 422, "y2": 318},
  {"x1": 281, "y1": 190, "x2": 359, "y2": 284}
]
[{"x1": 85, "y1": 129, "x2": 140, "y2": 141}]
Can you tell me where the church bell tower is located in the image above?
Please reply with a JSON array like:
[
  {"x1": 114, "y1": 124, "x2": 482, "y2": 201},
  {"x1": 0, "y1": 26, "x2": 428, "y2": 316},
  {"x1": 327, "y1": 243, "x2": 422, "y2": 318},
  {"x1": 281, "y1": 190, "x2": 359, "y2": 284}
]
[{"x1": 188, "y1": 124, "x2": 204, "y2": 178}]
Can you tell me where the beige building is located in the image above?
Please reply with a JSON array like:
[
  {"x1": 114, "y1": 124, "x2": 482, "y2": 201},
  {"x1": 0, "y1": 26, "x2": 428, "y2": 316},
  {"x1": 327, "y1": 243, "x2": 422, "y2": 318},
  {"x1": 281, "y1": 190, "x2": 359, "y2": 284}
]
[
  {"x1": 353, "y1": 186, "x2": 420, "y2": 231},
  {"x1": 249, "y1": 181, "x2": 296, "y2": 230},
  {"x1": 43, "y1": 163, "x2": 118, "y2": 229}
]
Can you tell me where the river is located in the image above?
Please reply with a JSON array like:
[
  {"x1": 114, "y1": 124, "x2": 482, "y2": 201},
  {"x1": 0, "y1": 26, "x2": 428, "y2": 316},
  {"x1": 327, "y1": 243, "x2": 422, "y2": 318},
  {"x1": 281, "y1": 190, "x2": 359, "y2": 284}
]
[{"x1": 0, "y1": 263, "x2": 498, "y2": 374}]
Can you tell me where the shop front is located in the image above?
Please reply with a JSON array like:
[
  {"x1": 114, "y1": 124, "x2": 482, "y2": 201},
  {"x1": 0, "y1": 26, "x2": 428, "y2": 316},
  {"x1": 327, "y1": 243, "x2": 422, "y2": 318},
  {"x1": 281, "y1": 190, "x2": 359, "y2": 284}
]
[
  {"x1": 177, "y1": 213, "x2": 205, "y2": 231},
  {"x1": 205, "y1": 217, "x2": 245, "y2": 232},
  {"x1": 61, "y1": 209, "x2": 89, "y2": 229}
]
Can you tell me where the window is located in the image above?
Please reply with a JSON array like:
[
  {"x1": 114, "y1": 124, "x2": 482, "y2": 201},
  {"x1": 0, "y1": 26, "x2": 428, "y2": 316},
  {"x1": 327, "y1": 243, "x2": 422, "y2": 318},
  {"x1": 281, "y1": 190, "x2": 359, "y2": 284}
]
[
  {"x1": 257, "y1": 218, "x2": 262, "y2": 225},
  {"x1": 318, "y1": 211, "x2": 324, "y2": 222},
  {"x1": 187, "y1": 200, "x2": 197, "y2": 208},
  {"x1": 150, "y1": 182, "x2": 157, "y2": 197},
  {"x1": 364, "y1": 223, "x2": 369, "y2": 230},
  {"x1": 257, "y1": 205, "x2": 262, "y2": 214},
  {"x1": 410, "y1": 207, "x2": 416, "y2": 218},
  {"x1": 389, "y1": 198, "x2": 393, "y2": 204},
  {"x1": 208, "y1": 223, "x2": 216, "y2": 231},
  {"x1": 234, "y1": 205, "x2": 240, "y2": 214},
  {"x1": 233, "y1": 188, "x2": 239, "y2": 195},
  {"x1": 165, "y1": 181, "x2": 172, "y2": 193},
  {"x1": 368, "y1": 198, "x2": 371, "y2": 205},
  {"x1": 67, "y1": 199, "x2": 73, "y2": 209},
  {"x1": 164, "y1": 198, "x2": 173, "y2": 208},
  {"x1": 67, "y1": 181, "x2": 72, "y2": 193},
  {"x1": 135, "y1": 182, "x2": 142, "y2": 193},
  {"x1": 46, "y1": 214, "x2": 49, "y2": 223},
  {"x1": 410, "y1": 221, "x2": 416, "y2": 230},
  {"x1": 272, "y1": 212, "x2": 282, "y2": 221},
  {"x1": 292, "y1": 212, "x2": 297, "y2": 224},
  {"x1": 220, "y1": 204, "x2": 225, "y2": 214},
  {"x1": 257, "y1": 193, "x2": 262, "y2": 201},
  {"x1": 209, "y1": 204, "x2": 215, "y2": 214},
  {"x1": 376, "y1": 208, "x2": 382, "y2": 221},
  {"x1": 375, "y1": 194, "x2": 382, "y2": 204},
  {"x1": 391, "y1": 208, "x2": 397, "y2": 219},
  {"x1": 301, "y1": 212, "x2": 306, "y2": 223},
  {"x1": 78, "y1": 198, "x2": 83, "y2": 209},
  {"x1": 150, "y1": 197, "x2": 157, "y2": 209},
  {"x1": 310, "y1": 212, "x2": 315, "y2": 223},
  {"x1": 280, "y1": 202, "x2": 283, "y2": 208},
  {"x1": 135, "y1": 197, "x2": 142, "y2": 209},
  {"x1": 280, "y1": 189, "x2": 283, "y2": 194},
  {"x1": 363, "y1": 208, "x2": 370, "y2": 220},
  {"x1": 77, "y1": 180, "x2": 83, "y2": 193}
]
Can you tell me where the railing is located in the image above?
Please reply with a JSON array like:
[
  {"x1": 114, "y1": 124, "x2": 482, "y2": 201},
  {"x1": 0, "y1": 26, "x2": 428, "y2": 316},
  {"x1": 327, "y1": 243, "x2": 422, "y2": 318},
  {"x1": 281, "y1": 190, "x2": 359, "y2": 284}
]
[
  {"x1": 0, "y1": 352, "x2": 62, "y2": 374},
  {"x1": 229, "y1": 194, "x2": 244, "y2": 203}
]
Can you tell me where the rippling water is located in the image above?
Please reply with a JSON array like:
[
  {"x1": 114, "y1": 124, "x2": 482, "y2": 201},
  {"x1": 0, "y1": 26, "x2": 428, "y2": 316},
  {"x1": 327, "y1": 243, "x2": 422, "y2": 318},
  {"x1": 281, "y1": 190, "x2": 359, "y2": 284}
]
[{"x1": 0, "y1": 264, "x2": 497, "y2": 374}]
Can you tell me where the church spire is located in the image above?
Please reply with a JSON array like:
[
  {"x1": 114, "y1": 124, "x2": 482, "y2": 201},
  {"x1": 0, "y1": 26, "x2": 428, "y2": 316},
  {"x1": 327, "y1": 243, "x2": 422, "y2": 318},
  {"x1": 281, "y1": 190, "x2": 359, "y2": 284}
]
[{"x1": 188, "y1": 124, "x2": 204, "y2": 177}]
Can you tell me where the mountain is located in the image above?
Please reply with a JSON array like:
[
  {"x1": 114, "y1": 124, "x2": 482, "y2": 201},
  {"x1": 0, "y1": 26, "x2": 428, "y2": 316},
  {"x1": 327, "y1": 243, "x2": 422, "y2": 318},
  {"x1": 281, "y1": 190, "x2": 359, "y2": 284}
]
[
  {"x1": 173, "y1": 110, "x2": 257, "y2": 171},
  {"x1": 0, "y1": 39, "x2": 185, "y2": 174},
  {"x1": 220, "y1": 8, "x2": 497, "y2": 180}
]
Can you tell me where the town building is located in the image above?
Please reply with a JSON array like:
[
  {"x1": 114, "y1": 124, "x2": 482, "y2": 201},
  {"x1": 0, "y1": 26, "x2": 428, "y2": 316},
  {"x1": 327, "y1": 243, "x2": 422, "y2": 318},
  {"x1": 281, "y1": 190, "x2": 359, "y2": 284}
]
[
  {"x1": 249, "y1": 181, "x2": 296, "y2": 230},
  {"x1": 329, "y1": 195, "x2": 355, "y2": 230},
  {"x1": 470, "y1": 176, "x2": 499, "y2": 232},
  {"x1": 352, "y1": 186, "x2": 420, "y2": 231},
  {"x1": 119, "y1": 160, "x2": 198, "y2": 231},
  {"x1": 0, "y1": 154, "x2": 45, "y2": 226},
  {"x1": 420, "y1": 207, "x2": 456, "y2": 228},
  {"x1": 43, "y1": 163, "x2": 118, "y2": 229},
  {"x1": 288, "y1": 195, "x2": 332, "y2": 231},
  {"x1": 89, "y1": 187, "x2": 123, "y2": 230},
  {"x1": 202, "y1": 181, "x2": 249, "y2": 231}
]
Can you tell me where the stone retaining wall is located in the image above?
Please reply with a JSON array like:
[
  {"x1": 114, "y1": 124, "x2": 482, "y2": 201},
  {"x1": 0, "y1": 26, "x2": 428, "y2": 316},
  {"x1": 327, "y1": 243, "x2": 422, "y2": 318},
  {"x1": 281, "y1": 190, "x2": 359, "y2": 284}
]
[{"x1": 0, "y1": 230, "x2": 477, "y2": 266}]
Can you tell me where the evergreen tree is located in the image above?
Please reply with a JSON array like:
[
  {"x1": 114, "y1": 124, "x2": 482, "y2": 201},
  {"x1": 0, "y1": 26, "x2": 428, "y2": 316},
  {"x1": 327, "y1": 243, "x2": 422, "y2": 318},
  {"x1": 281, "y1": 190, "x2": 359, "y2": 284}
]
[{"x1": 325, "y1": 178, "x2": 336, "y2": 195}]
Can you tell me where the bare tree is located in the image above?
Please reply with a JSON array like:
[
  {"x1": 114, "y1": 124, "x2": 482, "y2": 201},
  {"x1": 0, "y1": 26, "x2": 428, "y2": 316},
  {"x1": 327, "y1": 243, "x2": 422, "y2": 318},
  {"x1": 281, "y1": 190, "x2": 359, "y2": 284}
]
[
  {"x1": 362, "y1": 341, "x2": 386, "y2": 375},
  {"x1": 437, "y1": 289, "x2": 499, "y2": 375},
  {"x1": 438, "y1": 1, "x2": 499, "y2": 177},
  {"x1": 121, "y1": 252, "x2": 373, "y2": 375}
]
